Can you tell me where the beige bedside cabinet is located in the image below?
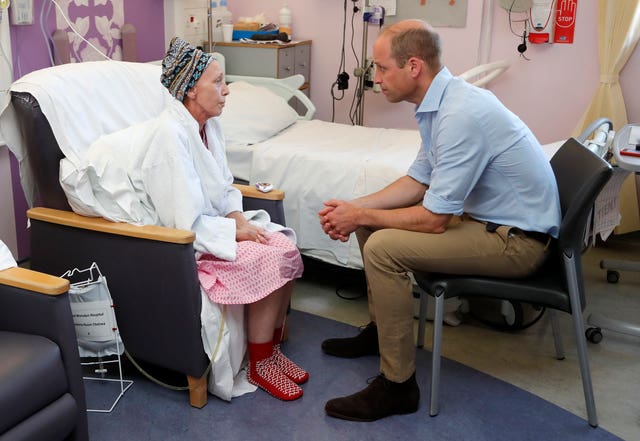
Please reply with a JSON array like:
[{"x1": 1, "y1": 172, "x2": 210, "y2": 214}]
[{"x1": 213, "y1": 40, "x2": 312, "y2": 115}]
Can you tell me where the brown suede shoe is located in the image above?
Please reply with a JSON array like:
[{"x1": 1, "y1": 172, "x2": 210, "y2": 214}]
[
  {"x1": 325, "y1": 373, "x2": 420, "y2": 421},
  {"x1": 321, "y1": 321, "x2": 380, "y2": 358}
]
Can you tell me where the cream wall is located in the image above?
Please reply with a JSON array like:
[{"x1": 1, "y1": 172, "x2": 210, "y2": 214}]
[{"x1": 222, "y1": 1, "x2": 637, "y2": 145}]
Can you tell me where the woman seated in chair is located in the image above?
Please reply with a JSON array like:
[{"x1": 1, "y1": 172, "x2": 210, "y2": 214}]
[
  {"x1": 161, "y1": 37, "x2": 307, "y2": 401},
  {"x1": 76, "y1": 37, "x2": 306, "y2": 401}
]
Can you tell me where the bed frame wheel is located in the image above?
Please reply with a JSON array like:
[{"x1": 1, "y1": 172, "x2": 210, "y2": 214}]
[
  {"x1": 606, "y1": 270, "x2": 619, "y2": 284},
  {"x1": 585, "y1": 327, "x2": 603, "y2": 344}
]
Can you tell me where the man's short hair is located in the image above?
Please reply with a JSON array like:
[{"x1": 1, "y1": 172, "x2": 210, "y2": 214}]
[{"x1": 389, "y1": 24, "x2": 442, "y2": 73}]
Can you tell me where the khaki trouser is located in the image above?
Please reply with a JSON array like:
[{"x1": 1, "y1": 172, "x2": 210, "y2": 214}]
[{"x1": 355, "y1": 215, "x2": 551, "y2": 383}]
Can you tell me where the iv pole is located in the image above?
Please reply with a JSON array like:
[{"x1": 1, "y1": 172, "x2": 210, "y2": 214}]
[
  {"x1": 207, "y1": 3, "x2": 213, "y2": 52},
  {"x1": 355, "y1": 3, "x2": 384, "y2": 126},
  {"x1": 356, "y1": 19, "x2": 369, "y2": 126}
]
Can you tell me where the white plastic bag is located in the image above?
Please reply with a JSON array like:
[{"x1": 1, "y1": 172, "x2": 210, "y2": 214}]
[{"x1": 63, "y1": 263, "x2": 124, "y2": 358}]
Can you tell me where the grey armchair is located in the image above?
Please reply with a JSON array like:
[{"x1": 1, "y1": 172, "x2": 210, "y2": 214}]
[
  {"x1": 7, "y1": 68, "x2": 285, "y2": 408},
  {"x1": 0, "y1": 266, "x2": 88, "y2": 441}
]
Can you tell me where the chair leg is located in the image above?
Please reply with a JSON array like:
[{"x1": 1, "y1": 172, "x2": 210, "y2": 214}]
[
  {"x1": 564, "y1": 255, "x2": 598, "y2": 427},
  {"x1": 187, "y1": 374, "x2": 208, "y2": 408},
  {"x1": 571, "y1": 309, "x2": 598, "y2": 427},
  {"x1": 430, "y1": 289, "x2": 445, "y2": 417},
  {"x1": 548, "y1": 310, "x2": 565, "y2": 360},
  {"x1": 416, "y1": 286, "x2": 429, "y2": 348}
]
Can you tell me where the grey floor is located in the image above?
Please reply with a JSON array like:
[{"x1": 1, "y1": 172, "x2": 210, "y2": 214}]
[{"x1": 291, "y1": 234, "x2": 640, "y2": 441}]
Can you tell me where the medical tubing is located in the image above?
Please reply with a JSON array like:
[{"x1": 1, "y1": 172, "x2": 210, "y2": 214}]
[
  {"x1": 124, "y1": 305, "x2": 227, "y2": 391},
  {"x1": 348, "y1": 6, "x2": 362, "y2": 125},
  {"x1": 330, "y1": 0, "x2": 350, "y2": 121}
]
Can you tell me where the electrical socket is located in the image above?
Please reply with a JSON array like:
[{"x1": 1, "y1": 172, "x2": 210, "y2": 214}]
[{"x1": 184, "y1": 7, "x2": 206, "y2": 38}]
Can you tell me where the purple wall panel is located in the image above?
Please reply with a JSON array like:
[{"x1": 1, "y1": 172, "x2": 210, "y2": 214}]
[
  {"x1": 123, "y1": 1, "x2": 165, "y2": 62},
  {"x1": 7, "y1": 0, "x2": 165, "y2": 260},
  {"x1": 10, "y1": 0, "x2": 165, "y2": 77}
]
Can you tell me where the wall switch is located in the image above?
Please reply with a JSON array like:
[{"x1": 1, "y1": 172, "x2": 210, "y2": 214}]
[
  {"x1": 183, "y1": 7, "x2": 207, "y2": 46},
  {"x1": 10, "y1": 0, "x2": 33, "y2": 25}
]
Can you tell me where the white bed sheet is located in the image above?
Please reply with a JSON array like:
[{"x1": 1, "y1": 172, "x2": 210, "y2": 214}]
[{"x1": 227, "y1": 119, "x2": 422, "y2": 269}]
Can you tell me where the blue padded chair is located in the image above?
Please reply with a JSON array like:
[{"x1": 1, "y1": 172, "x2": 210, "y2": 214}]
[
  {"x1": 0, "y1": 266, "x2": 88, "y2": 441},
  {"x1": 413, "y1": 138, "x2": 612, "y2": 427}
]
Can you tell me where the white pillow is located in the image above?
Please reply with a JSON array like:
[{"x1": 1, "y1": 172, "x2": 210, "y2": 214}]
[{"x1": 219, "y1": 81, "x2": 298, "y2": 145}]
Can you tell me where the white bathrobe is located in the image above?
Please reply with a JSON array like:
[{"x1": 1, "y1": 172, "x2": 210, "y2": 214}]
[{"x1": 60, "y1": 99, "x2": 250, "y2": 261}]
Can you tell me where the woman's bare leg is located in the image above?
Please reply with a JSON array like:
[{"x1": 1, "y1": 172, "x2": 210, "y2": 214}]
[{"x1": 247, "y1": 281, "x2": 293, "y2": 343}]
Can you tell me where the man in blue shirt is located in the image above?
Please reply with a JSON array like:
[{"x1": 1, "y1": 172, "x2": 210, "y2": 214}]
[{"x1": 318, "y1": 19, "x2": 561, "y2": 421}]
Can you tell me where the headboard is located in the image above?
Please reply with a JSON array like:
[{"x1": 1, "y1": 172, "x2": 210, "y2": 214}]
[{"x1": 226, "y1": 74, "x2": 316, "y2": 120}]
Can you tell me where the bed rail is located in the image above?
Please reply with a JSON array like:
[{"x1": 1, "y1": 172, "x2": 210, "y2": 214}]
[{"x1": 226, "y1": 73, "x2": 316, "y2": 120}]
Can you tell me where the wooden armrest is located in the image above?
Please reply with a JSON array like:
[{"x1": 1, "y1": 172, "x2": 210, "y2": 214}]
[
  {"x1": 27, "y1": 207, "x2": 195, "y2": 244},
  {"x1": 27, "y1": 187, "x2": 281, "y2": 244},
  {"x1": 234, "y1": 183, "x2": 284, "y2": 201},
  {"x1": 0, "y1": 267, "x2": 69, "y2": 295}
]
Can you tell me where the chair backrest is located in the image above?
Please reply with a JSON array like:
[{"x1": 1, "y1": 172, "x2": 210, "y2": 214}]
[
  {"x1": 5, "y1": 60, "x2": 173, "y2": 210},
  {"x1": 550, "y1": 137, "x2": 613, "y2": 254},
  {"x1": 11, "y1": 91, "x2": 70, "y2": 210}
]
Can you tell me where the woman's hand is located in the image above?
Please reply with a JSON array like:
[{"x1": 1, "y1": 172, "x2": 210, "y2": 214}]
[
  {"x1": 236, "y1": 222, "x2": 268, "y2": 244},
  {"x1": 227, "y1": 211, "x2": 268, "y2": 244}
]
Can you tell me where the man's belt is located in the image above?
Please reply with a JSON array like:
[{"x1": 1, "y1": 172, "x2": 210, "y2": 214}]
[
  {"x1": 485, "y1": 222, "x2": 550, "y2": 244},
  {"x1": 522, "y1": 230, "x2": 551, "y2": 244}
]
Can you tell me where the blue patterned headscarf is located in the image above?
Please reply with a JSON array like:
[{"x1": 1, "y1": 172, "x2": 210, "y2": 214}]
[{"x1": 161, "y1": 37, "x2": 215, "y2": 101}]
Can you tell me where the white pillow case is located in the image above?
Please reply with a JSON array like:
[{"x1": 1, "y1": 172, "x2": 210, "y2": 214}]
[{"x1": 219, "y1": 81, "x2": 298, "y2": 145}]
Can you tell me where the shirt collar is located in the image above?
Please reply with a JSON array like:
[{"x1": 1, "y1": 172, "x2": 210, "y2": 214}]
[{"x1": 415, "y1": 66, "x2": 453, "y2": 115}]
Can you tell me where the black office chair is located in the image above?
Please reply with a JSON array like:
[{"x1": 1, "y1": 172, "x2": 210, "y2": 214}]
[{"x1": 413, "y1": 138, "x2": 612, "y2": 428}]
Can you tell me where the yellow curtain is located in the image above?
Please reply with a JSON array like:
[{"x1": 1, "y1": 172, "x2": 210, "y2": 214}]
[{"x1": 574, "y1": 0, "x2": 640, "y2": 233}]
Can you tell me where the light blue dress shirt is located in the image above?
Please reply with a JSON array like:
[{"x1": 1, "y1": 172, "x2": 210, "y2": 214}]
[{"x1": 407, "y1": 67, "x2": 561, "y2": 237}]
